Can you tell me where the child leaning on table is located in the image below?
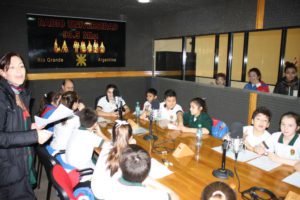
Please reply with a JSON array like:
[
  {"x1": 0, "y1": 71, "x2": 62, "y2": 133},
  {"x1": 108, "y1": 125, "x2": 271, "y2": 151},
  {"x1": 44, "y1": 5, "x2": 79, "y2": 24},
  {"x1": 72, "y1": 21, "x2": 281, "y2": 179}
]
[
  {"x1": 140, "y1": 88, "x2": 158, "y2": 120},
  {"x1": 243, "y1": 107, "x2": 271, "y2": 153},
  {"x1": 104, "y1": 144, "x2": 179, "y2": 200},
  {"x1": 256, "y1": 112, "x2": 300, "y2": 166}
]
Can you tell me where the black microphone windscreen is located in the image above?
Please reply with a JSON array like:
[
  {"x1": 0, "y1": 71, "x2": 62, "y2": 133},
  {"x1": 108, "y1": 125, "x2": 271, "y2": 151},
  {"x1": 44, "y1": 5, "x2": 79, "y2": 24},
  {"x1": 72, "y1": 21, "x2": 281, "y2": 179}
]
[
  {"x1": 151, "y1": 99, "x2": 160, "y2": 110},
  {"x1": 230, "y1": 122, "x2": 244, "y2": 139}
]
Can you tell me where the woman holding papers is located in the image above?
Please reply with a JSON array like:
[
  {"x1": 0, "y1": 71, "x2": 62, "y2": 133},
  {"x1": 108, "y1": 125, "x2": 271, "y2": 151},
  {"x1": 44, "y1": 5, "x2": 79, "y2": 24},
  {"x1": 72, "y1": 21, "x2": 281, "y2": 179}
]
[
  {"x1": 258, "y1": 112, "x2": 300, "y2": 166},
  {"x1": 0, "y1": 52, "x2": 52, "y2": 199}
]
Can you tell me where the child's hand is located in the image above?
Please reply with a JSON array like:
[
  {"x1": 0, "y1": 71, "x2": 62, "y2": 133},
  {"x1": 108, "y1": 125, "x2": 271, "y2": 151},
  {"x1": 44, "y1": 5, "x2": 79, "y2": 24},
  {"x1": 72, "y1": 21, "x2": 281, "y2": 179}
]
[
  {"x1": 37, "y1": 130, "x2": 53, "y2": 144},
  {"x1": 78, "y1": 102, "x2": 85, "y2": 111},
  {"x1": 31, "y1": 123, "x2": 45, "y2": 130},
  {"x1": 254, "y1": 145, "x2": 265, "y2": 155},
  {"x1": 268, "y1": 152, "x2": 280, "y2": 163}
]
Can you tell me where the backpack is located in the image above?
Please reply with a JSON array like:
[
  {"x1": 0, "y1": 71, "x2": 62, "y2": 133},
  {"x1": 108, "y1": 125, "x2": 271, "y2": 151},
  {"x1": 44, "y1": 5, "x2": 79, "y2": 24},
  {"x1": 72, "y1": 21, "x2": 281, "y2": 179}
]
[{"x1": 211, "y1": 118, "x2": 229, "y2": 139}]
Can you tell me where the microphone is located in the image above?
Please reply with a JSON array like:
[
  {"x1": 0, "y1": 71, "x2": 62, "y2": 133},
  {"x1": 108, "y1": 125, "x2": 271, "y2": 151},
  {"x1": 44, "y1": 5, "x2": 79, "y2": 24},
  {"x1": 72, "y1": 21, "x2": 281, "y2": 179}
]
[
  {"x1": 143, "y1": 107, "x2": 158, "y2": 141},
  {"x1": 212, "y1": 139, "x2": 233, "y2": 179},
  {"x1": 229, "y1": 122, "x2": 244, "y2": 160},
  {"x1": 151, "y1": 99, "x2": 160, "y2": 120}
]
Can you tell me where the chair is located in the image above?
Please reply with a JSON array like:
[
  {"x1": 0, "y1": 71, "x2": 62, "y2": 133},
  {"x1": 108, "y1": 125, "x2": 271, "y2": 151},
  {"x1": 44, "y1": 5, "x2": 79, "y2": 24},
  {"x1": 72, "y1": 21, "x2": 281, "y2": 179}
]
[
  {"x1": 36, "y1": 145, "x2": 59, "y2": 200},
  {"x1": 51, "y1": 164, "x2": 94, "y2": 200}
]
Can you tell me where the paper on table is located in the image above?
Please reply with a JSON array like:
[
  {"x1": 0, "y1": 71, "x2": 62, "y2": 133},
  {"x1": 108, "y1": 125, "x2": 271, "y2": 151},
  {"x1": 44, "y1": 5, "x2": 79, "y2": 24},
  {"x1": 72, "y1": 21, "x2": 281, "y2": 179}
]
[
  {"x1": 148, "y1": 158, "x2": 173, "y2": 179},
  {"x1": 34, "y1": 104, "x2": 73, "y2": 127},
  {"x1": 282, "y1": 172, "x2": 300, "y2": 188},
  {"x1": 247, "y1": 155, "x2": 281, "y2": 171},
  {"x1": 212, "y1": 146, "x2": 260, "y2": 162}
]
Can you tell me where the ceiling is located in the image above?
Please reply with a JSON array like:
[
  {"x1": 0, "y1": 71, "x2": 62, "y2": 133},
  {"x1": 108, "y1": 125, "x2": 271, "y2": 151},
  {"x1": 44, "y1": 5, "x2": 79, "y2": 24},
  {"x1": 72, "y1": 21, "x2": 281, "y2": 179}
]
[{"x1": 1, "y1": 0, "x2": 222, "y2": 19}]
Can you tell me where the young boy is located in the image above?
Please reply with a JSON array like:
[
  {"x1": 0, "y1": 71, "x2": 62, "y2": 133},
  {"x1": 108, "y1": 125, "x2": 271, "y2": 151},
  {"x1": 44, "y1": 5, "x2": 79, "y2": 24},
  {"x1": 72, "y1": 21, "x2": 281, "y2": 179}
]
[
  {"x1": 140, "y1": 88, "x2": 158, "y2": 120},
  {"x1": 215, "y1": 73, "x2": 226, "y2": 86},
  {"x1": 65, "y1": 107, "x2": 107, "y2": 170},
  {"x1": 105, "y1": 144, "x2": 178, "y2": 200},
  {"x1": 159, "y1": 89, "x2": 183, "y2": 126},
  {"x1": 244, "y1": 107, "x2": 271, "y2": 152}
]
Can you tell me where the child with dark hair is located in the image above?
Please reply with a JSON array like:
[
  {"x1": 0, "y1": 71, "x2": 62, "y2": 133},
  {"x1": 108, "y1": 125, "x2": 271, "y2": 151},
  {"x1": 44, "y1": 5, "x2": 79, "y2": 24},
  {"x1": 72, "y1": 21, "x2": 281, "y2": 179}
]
[
  {"x1": 49, "y1": 91, "x2": 81, "y2": 151},
  {"x1": 244, "y1": 67, "x2": 269, "y2": 92},
  {"x1": 96, "y1": 84, "x2": 130, "y2": 118},
  {"x1": 105, "y1": 144, "x2": 178, "y2": 200},
  {"x1": 178, "y1": 97, "x2": 212, "y2": 135},
  {"x1": 159, "y1": 89, "x2": 183, "y2": 126},
  {"x1": 140, "y1": 88, "x2": 158, "y2": 120},
  {"x1": 258, "y1": 112, "x2": 300, "y2": 166},
  {"x1": 274, "y1": 61, "x2": 299, "y2": 96},
  {"x1": 65, "y1": 107, "x2": 107, "y2": 170},
  {"x1": 243, "y1": 107, "x2": 271, "y2": 153},
  {"x1": 215, "y1": 73, "x2": 226, "y2": 86},
  {"x1": 91, "y1": 120, "x2": 135, "y2": 199},
  {"x1": 201, "y1": 181, "x2": 236, "y2": 200}
]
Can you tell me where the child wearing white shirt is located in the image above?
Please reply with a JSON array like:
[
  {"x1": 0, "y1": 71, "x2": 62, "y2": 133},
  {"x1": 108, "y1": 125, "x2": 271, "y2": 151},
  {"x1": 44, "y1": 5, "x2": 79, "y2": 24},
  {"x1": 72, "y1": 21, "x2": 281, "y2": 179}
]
[
  {"x1": 158, "y1": 89, "x2": 183, "y2": 126},
  {"x1": 243, "y1": 107, "x2": 271, "y2": 152},
  {"x1": 140, "y1": 88, "x2": 158, "y2": 120},
  {"x1": 66, "y1": 108, "x2": 108, "y2": 170},
  {"x1": 258, "y1": 112, "x2": 300, "y2": 166}
]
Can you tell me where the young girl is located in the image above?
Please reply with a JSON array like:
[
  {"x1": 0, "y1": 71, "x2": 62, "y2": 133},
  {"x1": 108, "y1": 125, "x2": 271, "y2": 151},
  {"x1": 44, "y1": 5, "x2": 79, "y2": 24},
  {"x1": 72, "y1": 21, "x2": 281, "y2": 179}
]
[
  {"x1": 178, "y1": 97, "x2": 212, "y2": 135},
  {"x1": 244, "y1": 68, "x2": 269, "y2": 93},
  {"x1": 243, "y1": 107, "x2": 271, "y2": 152},
  {"x1": 50, "y1": 91, "x2": 80, "y2": 151},
  {"x1": 259, "y1": 112, "x2": 300, "y2": 166},
  {"x1": 91, "y1": 120, "x2": 135, "y2": 199},
  {"x1": 96, "y1": 84, "x2": 130, "y2": 118}
]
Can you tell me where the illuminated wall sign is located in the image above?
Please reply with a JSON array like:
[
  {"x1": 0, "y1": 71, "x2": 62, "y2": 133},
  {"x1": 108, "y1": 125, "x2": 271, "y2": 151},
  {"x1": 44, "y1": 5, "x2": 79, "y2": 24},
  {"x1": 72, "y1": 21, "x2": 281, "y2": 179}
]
[{"x1": 27, "y1": 14, "x2": 126, "y2": 68}]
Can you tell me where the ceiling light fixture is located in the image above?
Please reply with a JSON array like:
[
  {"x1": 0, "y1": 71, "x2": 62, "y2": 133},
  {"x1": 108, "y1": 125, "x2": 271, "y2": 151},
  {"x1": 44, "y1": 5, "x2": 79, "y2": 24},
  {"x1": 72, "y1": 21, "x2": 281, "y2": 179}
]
[{"x1": 137, "y1": 0, "x2": 151, "y2": 3}]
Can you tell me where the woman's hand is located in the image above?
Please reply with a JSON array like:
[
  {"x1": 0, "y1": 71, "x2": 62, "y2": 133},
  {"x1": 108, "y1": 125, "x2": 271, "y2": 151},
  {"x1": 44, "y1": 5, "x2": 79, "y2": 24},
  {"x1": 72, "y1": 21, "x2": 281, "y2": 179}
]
[{"x1": 37, "y1": 130, "x2": 53, "y2": 144}]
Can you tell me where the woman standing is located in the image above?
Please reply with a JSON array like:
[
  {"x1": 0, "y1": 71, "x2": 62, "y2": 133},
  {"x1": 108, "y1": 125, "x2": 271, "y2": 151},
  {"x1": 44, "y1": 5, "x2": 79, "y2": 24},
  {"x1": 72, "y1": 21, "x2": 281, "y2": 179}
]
[{"x1": 0, "y1": 52, "x2": 52, "y2": 199}]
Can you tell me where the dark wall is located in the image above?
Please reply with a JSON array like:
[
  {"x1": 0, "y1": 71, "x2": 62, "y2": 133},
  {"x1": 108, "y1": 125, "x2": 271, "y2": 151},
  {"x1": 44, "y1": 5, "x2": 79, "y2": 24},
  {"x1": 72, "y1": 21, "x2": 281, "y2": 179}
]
[
  {"x1": 264, "y1": 0, "x2": 300, "y2": 28},
  {"x1": 0, "y1": 4, "x2": 153, "y2": 71},
  {"x1": 152, "y1": 0, "x2": 257, "y2": 38}
]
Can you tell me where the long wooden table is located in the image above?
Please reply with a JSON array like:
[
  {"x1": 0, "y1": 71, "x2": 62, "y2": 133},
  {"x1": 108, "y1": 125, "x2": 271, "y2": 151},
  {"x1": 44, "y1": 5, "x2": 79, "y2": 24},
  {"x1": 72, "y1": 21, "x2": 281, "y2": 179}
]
[{"x1": 97, "y1": 116, "x2": 300, "y2": 200}]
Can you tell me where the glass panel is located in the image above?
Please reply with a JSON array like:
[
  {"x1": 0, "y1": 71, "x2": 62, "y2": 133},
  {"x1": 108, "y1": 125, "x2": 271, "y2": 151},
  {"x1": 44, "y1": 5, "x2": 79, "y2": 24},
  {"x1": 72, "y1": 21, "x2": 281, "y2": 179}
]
[
  {"x1": 154, "y1": 38, "x2": 182, "y2": 79},
  {"x1": 285, "y1": 28, "x2": 300, "y2": 74},
  {"x1": 247, "y1": 30, "x2": 281, "y2": 85},
  {"x1": 232, "y1": 33, "x2": 244, "y2": 81},
  {"x1": 195, "y1": 35, "x2": 215, "y2": 77},
  {"x1": 218, "y1": 34, "x2": 228, "y2": 74}
]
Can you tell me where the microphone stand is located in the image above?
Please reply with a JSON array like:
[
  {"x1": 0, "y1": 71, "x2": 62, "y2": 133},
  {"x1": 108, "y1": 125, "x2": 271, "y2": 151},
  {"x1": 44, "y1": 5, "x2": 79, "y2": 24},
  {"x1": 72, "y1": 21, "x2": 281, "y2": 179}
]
[
  {"x1": 212, "y1": 140, "x2": 234, "y2": 179},
  {"x1": 143, "y1": 110, "x2": 158, "y2": 141}
]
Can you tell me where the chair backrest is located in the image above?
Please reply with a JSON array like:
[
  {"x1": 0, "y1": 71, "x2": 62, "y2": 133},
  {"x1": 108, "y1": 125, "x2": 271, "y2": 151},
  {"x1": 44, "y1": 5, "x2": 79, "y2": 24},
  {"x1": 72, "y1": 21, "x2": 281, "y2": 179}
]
[
  {"x1": 211, "y1": 118, "x2": 229, "y2": 139},
  {"x1": 36, "y1": 145, "x2": 58, "y2": 180},
  {"x1": 51, "y1": 164, "x2": 80, "y2": 200}
]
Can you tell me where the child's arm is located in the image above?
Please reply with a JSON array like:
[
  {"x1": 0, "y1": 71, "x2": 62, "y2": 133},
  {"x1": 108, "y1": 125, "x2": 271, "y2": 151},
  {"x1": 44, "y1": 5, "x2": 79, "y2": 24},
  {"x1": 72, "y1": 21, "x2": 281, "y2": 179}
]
[
  {"x1": 176, "y1": 111, "x2": 183, "y2": 126},
  {"x1": 268, "y1": 152, "x2": 299, "y2": 166},
  {"x1": 93, "y1": 124, "x2": 110, "y2": 142},
  {"x1": 179, "y1": 126, "x2": 209, "y2": 134},
  {"x1": 96, "y1": 107, "x2": 118, "y2": 118},
  {"x1": 123, "y1": 104, "x2": 130, "y2": 115},
  {"x1": 143, "y1": 177, "x2": 179, "y2": 200}
]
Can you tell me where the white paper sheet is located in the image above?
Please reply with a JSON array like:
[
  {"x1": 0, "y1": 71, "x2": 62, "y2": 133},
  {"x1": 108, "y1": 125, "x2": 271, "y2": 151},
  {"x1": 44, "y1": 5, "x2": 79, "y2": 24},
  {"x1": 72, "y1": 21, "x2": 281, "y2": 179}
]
[
  {"x1": 34, "y1": 104, "x2": 73, "y2": 127},
  {"x1": 212, "y1": 146, "x2": 260, "y2": 162},
  {"x1": 148, "y1": 158, "x2": 173, "y2": 179},
  {"x1": 282, "y1": 172, "x2": 300, "y2": 188},
  {"x1": 247, "y1": 156, "x2": 281, "y2": 171}
]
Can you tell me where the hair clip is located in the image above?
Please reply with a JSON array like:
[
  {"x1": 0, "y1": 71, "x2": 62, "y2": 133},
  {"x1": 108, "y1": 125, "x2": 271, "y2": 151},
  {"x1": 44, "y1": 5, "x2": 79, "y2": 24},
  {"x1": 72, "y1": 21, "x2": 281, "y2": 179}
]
[{"x1": 115, "y1": 120, "x2": 129, "y2": 128}]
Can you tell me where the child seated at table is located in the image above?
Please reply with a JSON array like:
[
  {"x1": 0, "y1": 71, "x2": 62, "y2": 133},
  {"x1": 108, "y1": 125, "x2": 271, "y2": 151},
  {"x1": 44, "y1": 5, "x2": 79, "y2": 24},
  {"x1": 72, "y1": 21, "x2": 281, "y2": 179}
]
[
  {"x1": 178, "y1": 97, "x2": 212, "y2": 135},
  {"x1": 96, "y1": 84, "x2": 130, "y2": 118},
  {"x1": 243, "y1": 107, "x2": 271, "y2": 152},
  {"x1": 91, "y1": 120, "x2": 135, "y2": 199},
  {"x1": 201, "y1": 181, "x2": 236, "y2": 200},
  {"x1": 257, "y1": 112, "x2": 300, "y2": 166},
  {"x1": 158, "y1": 89, "x2": 183, "y2": 126},
  {"x1": 104, "y1": 144, "x2": 178, "y2": 200},
  {"x1": 50, "y1": 91, "x2": 80, "y2": 151},
  {"x1": 140, "y1": 88, "x2": 158, "y2": 120},
  {"x1": 65, "y1": 107, "x2": 107, "y2": 170}
]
